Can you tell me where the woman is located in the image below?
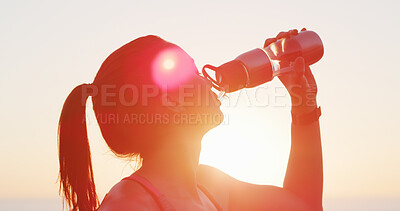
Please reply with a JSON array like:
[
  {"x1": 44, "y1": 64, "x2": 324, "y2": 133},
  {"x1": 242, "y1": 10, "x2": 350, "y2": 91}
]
[{"x1": 58, "y1": 29, "x2": 323, "y2": 211}]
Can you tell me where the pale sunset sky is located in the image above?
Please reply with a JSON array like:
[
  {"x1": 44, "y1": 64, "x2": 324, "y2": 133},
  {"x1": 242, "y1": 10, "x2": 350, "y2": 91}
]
[{"x1": 0, "y1": 0, "x2": 399, "y2": 210}]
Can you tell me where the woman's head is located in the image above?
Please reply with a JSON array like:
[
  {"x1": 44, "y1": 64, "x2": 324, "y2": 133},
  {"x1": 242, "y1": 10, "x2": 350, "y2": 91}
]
[
  {"x1": 58, "y1": 35, "x2": 222, "y2": 210},
  {"x1": 91, "y1": 35, "x2": 222, "y2": 155}
]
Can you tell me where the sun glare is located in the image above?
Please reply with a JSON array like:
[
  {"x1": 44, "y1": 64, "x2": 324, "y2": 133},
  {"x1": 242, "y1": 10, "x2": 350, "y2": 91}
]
[
  {"x1": 200, "y1": 114, "x2": 290, "y2": 186},
  {"x1": 162, "y1": 58, "x2": 176, "y2": 72},
  {"x1": 151, "y1": 47, "x2": 197, "y2": 91}
]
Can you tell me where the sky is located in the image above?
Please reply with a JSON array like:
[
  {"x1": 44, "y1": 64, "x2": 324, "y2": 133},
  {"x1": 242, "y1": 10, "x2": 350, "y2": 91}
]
[{"x1": 0, "y1": 0, "x2": 399, "y2": 210}]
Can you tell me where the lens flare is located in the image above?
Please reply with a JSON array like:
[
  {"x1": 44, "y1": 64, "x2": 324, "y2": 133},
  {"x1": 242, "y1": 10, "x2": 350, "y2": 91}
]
[
  {"x1": 151, "y1": 47, "x2": 197, "y2": 91},
  {"x1": 162, "y1": 58, "x2": 176, "y2": 71}
]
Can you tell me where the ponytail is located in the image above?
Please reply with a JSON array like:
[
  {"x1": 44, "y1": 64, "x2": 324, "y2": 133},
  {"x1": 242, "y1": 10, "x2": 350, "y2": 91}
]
[{"x1": 58, "y1": 84, "x2": 99, "y2": 211}]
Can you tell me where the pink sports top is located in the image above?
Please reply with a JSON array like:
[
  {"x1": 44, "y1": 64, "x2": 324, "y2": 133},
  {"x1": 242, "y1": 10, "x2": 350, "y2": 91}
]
[{"x1": 122, "y1": 174, "x2": 224, "y2": 211}]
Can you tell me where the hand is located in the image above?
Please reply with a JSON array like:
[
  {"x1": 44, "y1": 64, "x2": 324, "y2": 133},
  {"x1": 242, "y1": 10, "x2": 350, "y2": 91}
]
[{"x1": 264, "y1": 28, "x2": 318, "y2": 114}]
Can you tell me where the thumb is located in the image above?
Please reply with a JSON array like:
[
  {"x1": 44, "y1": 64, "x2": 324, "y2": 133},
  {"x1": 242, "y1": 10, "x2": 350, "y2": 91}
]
[
  {"x1": 264, "y1": 38, "x2": 277, "y2": 48},
  {"x1": 293, "y1": 57, "x2": 305, "y2": 77}
]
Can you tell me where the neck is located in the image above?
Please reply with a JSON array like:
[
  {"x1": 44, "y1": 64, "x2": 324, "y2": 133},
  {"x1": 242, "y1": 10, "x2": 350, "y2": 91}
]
[{"x1": 135, "y1": 129, "x2": 204, "y2": 199}]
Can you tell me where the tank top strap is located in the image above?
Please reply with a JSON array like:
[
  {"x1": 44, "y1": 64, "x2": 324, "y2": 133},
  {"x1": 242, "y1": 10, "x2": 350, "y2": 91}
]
[
  {"x1": 122, "y1": 174, "x2": 176, "y2": 211},
  {"x1": 197, "y1": 184, "x2": 224, "y2": 211},
  {"x1": 123, "y1": 174, "x2": 224, "y2": 211}
]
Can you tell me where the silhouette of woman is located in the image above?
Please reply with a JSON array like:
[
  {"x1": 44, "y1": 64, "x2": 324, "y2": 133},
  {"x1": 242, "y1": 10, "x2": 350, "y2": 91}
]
[{"x1": 58, "y1": 29, "x2": 323, "y2": 211}]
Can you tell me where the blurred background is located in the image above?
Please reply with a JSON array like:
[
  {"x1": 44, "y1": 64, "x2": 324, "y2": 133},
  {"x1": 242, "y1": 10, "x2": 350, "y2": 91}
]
[{"x1": 1, "y1": 0, "x2": 399, "y2": 210}]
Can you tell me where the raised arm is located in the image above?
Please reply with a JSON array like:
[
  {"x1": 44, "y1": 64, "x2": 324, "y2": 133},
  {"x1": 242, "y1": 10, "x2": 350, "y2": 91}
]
[
  {"x1": 274, "y1": 29, "x2": 323, "y2": 211},
  {"x1": 197, "y1": 29, "x2": 323, "y2": 211},
  {"x1": 283, "y1": 112, "x2": 322, "y2": 210},
  {"x1": 280, "y1": 58, "x2": 323, "y2": 210}
]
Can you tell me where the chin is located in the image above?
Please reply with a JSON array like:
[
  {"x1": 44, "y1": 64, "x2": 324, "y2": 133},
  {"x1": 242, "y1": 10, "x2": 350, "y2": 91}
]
[
  {"x1": 205, "y1": 107, "x2": 224, "y2": 129},
  {"x1": 180, "y1": 105, "x2": 223, "y2": 131}
]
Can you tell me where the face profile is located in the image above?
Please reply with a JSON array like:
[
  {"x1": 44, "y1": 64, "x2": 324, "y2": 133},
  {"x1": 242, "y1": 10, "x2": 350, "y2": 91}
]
[{"x1": 149, "y1": 44, "x2": 224, "y2": 128}]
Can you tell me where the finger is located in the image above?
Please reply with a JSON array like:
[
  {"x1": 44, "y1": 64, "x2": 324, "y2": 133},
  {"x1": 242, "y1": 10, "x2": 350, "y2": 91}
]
[
  {"x1": 289, "y1": 29, "x2": 298, "y2": 36},
  {"x1": 264, "y1": 38, "x2": 277, "y2": 48},
  {"x1": 276, "y1": 31, "x2": 289, "y2": 40}
]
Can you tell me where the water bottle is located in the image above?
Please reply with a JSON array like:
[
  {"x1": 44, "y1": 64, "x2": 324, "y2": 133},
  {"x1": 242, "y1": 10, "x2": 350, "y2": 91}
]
[{"x1": 202, "y1": 30, "x2": 324, "y2": 93}]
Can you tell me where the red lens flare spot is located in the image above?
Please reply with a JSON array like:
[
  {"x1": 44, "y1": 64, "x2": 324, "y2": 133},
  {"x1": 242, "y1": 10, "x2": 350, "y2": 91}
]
[
  {"x1": 151, "y1": 47, "x2": 197, "y2": 91},
  {"x1": 162, "y1": 58, "x2": 176, "y2": 72}
]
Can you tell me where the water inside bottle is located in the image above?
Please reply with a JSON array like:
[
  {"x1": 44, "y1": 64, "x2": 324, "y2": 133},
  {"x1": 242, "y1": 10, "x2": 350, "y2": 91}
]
[
  {"x1": 271, "y1": 59, "x2": 293, "y2": 77},
  {"x1": 271, "y1": 60, "x2": 293, "y2": 77}
]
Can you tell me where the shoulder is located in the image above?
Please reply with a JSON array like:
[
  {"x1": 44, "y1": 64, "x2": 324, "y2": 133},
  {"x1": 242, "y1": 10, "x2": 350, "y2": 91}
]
[
  {"x1": 196, "y1": 164, "x2": 231, "y2": 209},
  {"x1": 197, "y1": 164, "x2": 233, "y2": 186},
  {"x1": 197, "y1": 165, "x2": 311, "y2": 211},
  {"x1": 97, "y1": 179, "x2": 160, "y2": 211}
]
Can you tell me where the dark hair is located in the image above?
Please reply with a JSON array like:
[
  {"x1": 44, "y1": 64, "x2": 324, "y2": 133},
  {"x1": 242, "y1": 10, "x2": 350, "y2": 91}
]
[
  {"x1": 58, "y1": 35, "x2": 171, "y2": 210},
  {"x1": 58, "y1": 84, "x2": 97, "y2": 211}
]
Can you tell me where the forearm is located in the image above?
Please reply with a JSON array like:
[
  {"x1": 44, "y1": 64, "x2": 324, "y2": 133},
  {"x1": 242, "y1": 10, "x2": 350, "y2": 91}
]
[{"x1": 283, "y1": 118, "x2": 323, "y2": 210}]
